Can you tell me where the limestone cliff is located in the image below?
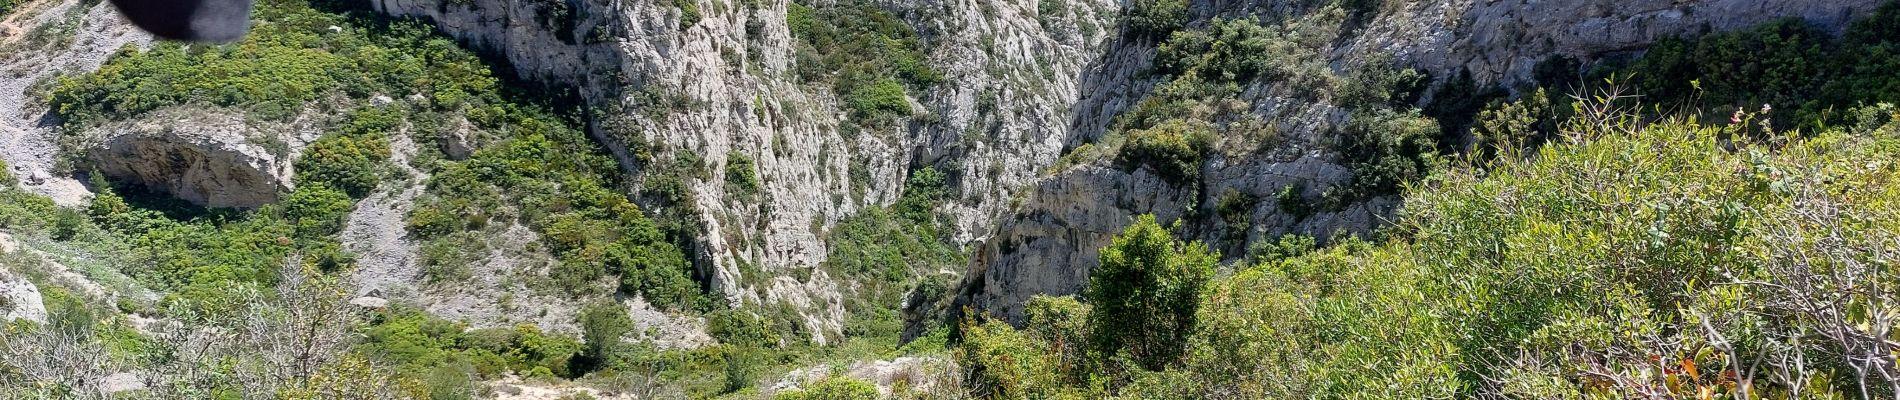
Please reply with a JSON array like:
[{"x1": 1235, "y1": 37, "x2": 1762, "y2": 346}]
[
  {"x1": 370, "y1": 0, "x2": 1119, "y2": 339},
  {"x1": 963, "y1": 0, "x2": 1872, "y2": 322}
]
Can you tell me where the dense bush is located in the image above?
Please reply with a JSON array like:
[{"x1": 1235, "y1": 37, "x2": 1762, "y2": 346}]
[
  {"x1": 1114, "y1": 119, "x2": 1212, "y2": 185},
  {"x1": 282, "y1": 184, "x2": 354, "y2": 239},
  {"x1": 295, "y1": 109, "x2": 396, "y2": 198},
  {"x1": 1123, "y1": 0, "x2": 1187, "y2": 39},
  {"x1": 576, "y1": 301, "x2": 634, "y2": 373},
  {"x1": 823, "y1": 167, "x2": 962, "y2": 344},
  {"x1": 772, "y1": 376, "x2": 880, "y2": 400},
  {"x1": 958, "y1": 296, "x2": 1093, "y2": 399},
  {"x1": 1152, "y1": 18, "x2": 1333, "y2": 88},
  {"x1": 405, "y1": 90, "x2": 696, "y2": 307},
  {"x1": 360, "y1": 308, "x2": 584, "y2": 380},
  {"x1": 1620, "y1": 3, "x2": 1900, "y2": 129},
  {"x1": 1085, "y1": 214, "x2": 1215, "y2": 372},
  {"x1": 49, "y1": 0, "x2": 499, "y2": 126},
  {"x1": 724, "y1": 150, "x2": 761, "y2": 197},
  {"x1": 1470, "y1": 88, "x2": 1557, "y2": 159},
  {"x1": 961, "y1": 102, "x2": 1900, "y2": 398},
  {"x1": 1331, "y1": 108, "x2": 1439, "y2": 199},
  {"x1": 787, "y1": 1, "x2": 940, "y2": 125}
]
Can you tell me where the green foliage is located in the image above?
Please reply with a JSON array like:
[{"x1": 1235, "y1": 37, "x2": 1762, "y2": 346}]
[
  {"x1": 843, "y1": 77, "x2": 911, "y2": 120},
  {"x1": 1618, "y1": 5, "x2": 1900, "y2": 129},
  {"x1": 958, "y1": 315, "x2": 1092, "y2": 399},
  {"x1": 724, "y1": 151, "x2": 761, "y2": 197},
  {"x1": 787, "y1": 1, "x2": 940, "y2": 125},
  {"x1": 407, "y1": 96, "x2": 694, "y2": 307},
  {"x1": 1470, "y1": 88, "x2": 1557, "y2": 159},
  {"x1": 1629, "y1": 20, "x2": 1827, "y2": 118},
  {"x1": 1085, "y1": 214, "x2": 1216, "y2": 372},
  {"x1": 49, "y1": 0, "x2": 499, "y2": 126},
  {"x1": 707, "y1": 308, "x2": 779, "y2": 349},
  {"x1": 1185, "y1": 239, "x2": 1459, "y2": 398},
  {"x1": 361, "y1": 308, "x2": 583, "y2": 380},
  {"x1": 282, "y1": 184, "x2": 354, "y2": 239},
  {"x1": 1153, "y1": 18, "x2": 1334, "y2": 86},
  {"x1": 1274, "y1": 184, "x2": 1311, "y2": 218},
  {"x1": 1242, "y1": 234, "x2": 1314, "y2": 266},
  {"x1": 673, "y1": 0, "x2": 701, "y2": 29},
  {"x1": 1215, "y1": 189, "x2": 1256, "y2": 241},
  {"x1": 1115, "y1": 119, "x2": 1212, "y2": 185},
  {"x1": 966, "y1": 104, "x2": 1900, "y2": 397},
  {"x1": 573, "y1": 302, "x2": 634, "y2": 374},
  {"x1": 822, "y1": 167, "x2": 962, "y2": 347},
  {"x1": 295, "y1": 108, "x2": 399, "y2": 198},
  {"x1": 772, "y1": 376, "x2": 880, "y2": 400},
  {"x1": 1123, "y1": 0, "x2": 1186, "y2": 39},
  {"x1": 1331, "y1": 108, "x2": 1439, "y2": 199}
]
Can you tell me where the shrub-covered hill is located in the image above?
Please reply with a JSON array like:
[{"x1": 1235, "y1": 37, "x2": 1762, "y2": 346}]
[{"x1": 963, "y1": 101, "x2": 1900, "y2": 398}]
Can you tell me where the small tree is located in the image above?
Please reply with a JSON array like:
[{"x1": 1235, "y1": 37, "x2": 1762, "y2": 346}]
[
  {"x1": 577, "y1": 302, "x2": 633, "y2": 373},
  {"x1": 1085, "y1": 214, "x2": 1216, "y2": 372}
]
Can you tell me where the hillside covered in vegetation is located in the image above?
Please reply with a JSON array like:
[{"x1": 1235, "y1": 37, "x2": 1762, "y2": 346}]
[{"x1": 1, "y1": 0, "x2": 1899, "y2": 398}]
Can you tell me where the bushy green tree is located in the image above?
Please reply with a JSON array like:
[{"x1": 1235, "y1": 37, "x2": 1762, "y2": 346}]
[
  {"x1": 577, "y1": 302, "x2": 633, "y2": 373},
  {"x1": 1124, "y1": 0, "x2": 1187, "y2": 38},
  {"x1": 282, "y1": 185, "x2": 353, "y2": 239},
  {"x1": 1116, "y1": 119, "x2": 1212, "y2": 185},
  {"x1": 1333, "y1": 108, "x2": 1439, "y2": 199},
  {"x1": 772, "y1": 376, "x2": 880, "y2": 400},
  {"x1": 1085, "y1": 214, "x2": 1216, "y2": 372}
]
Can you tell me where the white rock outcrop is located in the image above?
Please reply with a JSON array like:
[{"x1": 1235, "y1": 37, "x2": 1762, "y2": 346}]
[{"x1": 87, "y1": 108, "x2": 302, "y2": 209}]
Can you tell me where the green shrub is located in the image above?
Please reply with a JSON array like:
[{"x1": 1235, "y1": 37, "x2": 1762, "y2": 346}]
[
  {"x1": 282, "y1": 184, "x2": 353, "y2": 239},
  {"x1": 1115, "y1": 119, "x2": 1212, "y2": 185},
  {"x1": 724, "y1": 151, "x2": 761, "y2": 197},
  {"x1": 1123, "y1": 0, "x2": 1186, "y2": 39},
  {"x1": 1611, "y1": 6, "x2": 1900, "y2": 129},
  {"x1": 48, "y1": 2, "x2": 503, "y2": 126},
  {"x1": 362, "y1": 309, "x2": 584, "y2": 379},
  {"x1": 1086, "y1": 214, "x2": 1216, "y2": 372},
  {"x1": 708, "y1": 308, "x2": 778, "y2": 349},
  {"x1": 787, "y1": 1, "x2": 939, "y2": 125},
  {"x1": 674, "y1": 0, "x2": 701, "y2": 29},
  {"x1": 958, "y1": 316, "x2": 1087, "y2": 399},
  {"x1": 844, "y1": 77, "x2": 912, "y2": 120},
  {"x1": 1215, "y1": 189, "x2": 1256, "y2": 241},
  {"x1": 1332, "y1": 108, "x2": 1439, "y2": 199},
  {"x1": 1274, "y1": 184, "x2": 1311, "y2": 218},
  {"x1": 1470, "y1": 88, "x2": 1556, "y2": 159},
  {"x1": 1242, "y1": 233, "x2": 1315, "y2": 266},
  {"x1": 772, "y1": 376, "x2": 880, "y2": 400},
  {"x1": 577, "y1": 301, "x2": 633, "y2": 373},
  {"x1": 295, "y1": 130, "x2": 391, "y2": 199}
]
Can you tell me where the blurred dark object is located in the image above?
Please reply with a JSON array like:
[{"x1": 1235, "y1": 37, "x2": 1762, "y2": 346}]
[{"x1": 107, "y1": 0, "x2": 255, "y2": 42}]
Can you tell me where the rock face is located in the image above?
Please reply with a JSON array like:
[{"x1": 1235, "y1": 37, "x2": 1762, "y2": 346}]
[
  {"x1": 1355, "y1": 0, "x2": 1869, "y2": 86},
  {"x1": 961, "y1": 0, "x2": 1873, "y2": 322},
  {"x1": 0, "y1": 266, "x2": 47, "y2": 324},
  {"x1": 371, "y1": 0, "x2": 1118, "y2": 340},
  {"x1": 87, "y1": 109, "x2": 301, "y2": 209},
  {"x1": 367, "y1": 0, "x2": 1870, "y2": 325}
]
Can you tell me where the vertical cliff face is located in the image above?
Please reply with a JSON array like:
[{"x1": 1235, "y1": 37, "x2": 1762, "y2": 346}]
[
  {"x1": 370, "y1": 0, "x2": 1119, "y2": 339},
  {"x1": 363, "y1": 0, "x2": 1871, "y2": 327}
]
